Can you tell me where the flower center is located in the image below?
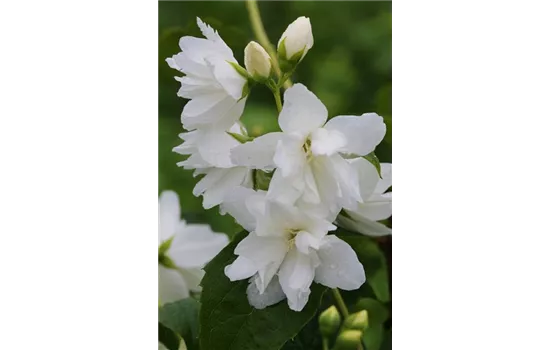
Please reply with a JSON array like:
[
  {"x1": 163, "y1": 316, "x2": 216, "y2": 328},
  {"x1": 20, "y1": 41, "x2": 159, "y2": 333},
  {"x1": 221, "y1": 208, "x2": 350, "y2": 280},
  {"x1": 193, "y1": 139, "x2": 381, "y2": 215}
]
[
  {"x1": 302, "y1": 137, "x2": 313, "y2": 160},
  {"x1": 285, "y1": 228, "x2": 301, "y2": 250}
]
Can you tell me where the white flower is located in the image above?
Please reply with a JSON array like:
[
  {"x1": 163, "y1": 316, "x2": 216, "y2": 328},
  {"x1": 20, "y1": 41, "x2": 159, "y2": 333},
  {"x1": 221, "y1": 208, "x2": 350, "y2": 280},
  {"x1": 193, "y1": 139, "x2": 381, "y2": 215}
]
[
  {"x1": 230, "y1": 83, "x2": 386, "y2": 220},
  {"x1": 337, "y1": 159, "x2": 392, "y2": 236},
  {"x1": 166, "y1": 17, "x2": 248, "y2": 131},
  {"x1": 244, "y1": 41, "x2": 272, "y2": 80},
  {"x1": 152, "y1": 200, "x2": 159, "y2": 248},
  {"x1": 222, "y1": 188, "x2": 366, "y2": 311},
  {"x1": 278, "y1": 16, "x2": 314, "y2": 62},
  {"x1": 173, "y1": 122, "x2": 253, "y2": 209},
  {"x1": 158, "y1": 190, "x2": 229, "y2": 304}
]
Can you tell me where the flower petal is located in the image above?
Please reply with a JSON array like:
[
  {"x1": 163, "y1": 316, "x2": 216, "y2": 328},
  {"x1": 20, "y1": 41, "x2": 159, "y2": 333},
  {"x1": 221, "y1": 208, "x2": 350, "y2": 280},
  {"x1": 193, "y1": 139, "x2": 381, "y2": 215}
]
[
  {"x1": 195, "y1": 167, "x2": 250, "y2": 209},
  {"x1": 224, "y1": 256, "x2": 258, "y2": 281},
  {"x1": 348, "y1": 157, "x2": 379, "y2": 203},
  {"x1": 314, "y1": 235, "x2": 366, "y2": 290},
  {"x1": 169, "y1": 223, "x2": 229, "y2": 268},
  {"x1": 152, "y1": 200, "x2": 160, "y2": 248},
  {"x1": 359, "y1": 193, "x2": 392, "y2": 221},
  {"x1": 310, "y1": 127, "x2": 347, "y2": 156},
  {"x1": 235, "y1": 233, "x2": 288, "y2": 268},
  {"x1": 230, "y1": 132, "x2": 283, "y2": 170},
  {"x1": 273, "y1": 133, "x2": 307, "y2": 178},
  {"x1": 206, "y1": 57, "x2": 246, "y2": 100},
  {"x1": 324, "y1": 113, "x2": 386, "y2": 156},
  {"x1": 179, "y1": 267, "x2": 204, "y2": 293},
  {"x1": 159, "y1": 190, "x2": 181, "y2": 243},
  {"x1": 278, "y1": 84, "x2": 328, "y2": 135},
  {"x1": 278, "y1": 248, "x2": 318, "y2": 311},
  {"x1": 375, "y1": 163, "x2": 392, "y2": 194},
  {"x1": 158, "y1": 265, "x2": 189, "y2": 305},
  {"x1": 246, "y1": 275, "x2": 286, "y2": 309},
  {"x1": 220, "y1": 187, "x2": 266, "y2": 232},
  {"x1": 337, "y1": 211, "x2": 392, "y2": 237},
  {"x1": 266, "y1": 168, "x2": 304, "y2": 205}
]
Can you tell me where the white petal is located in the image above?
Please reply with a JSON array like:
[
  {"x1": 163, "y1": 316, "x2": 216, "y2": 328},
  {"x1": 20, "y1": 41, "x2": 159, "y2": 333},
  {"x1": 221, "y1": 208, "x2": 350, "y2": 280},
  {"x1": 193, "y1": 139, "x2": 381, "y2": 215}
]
[
  {"x1": 182, "y1": 95, "x2": 246, "y2": 132},
  {"x1": 324, "y1": 113, "x2": 386, "y2": 156},
  {"x1": 278, "y1": 84, "x2": 327, "y2": 135},
  {"x1": 266, "y1": 169, "x2": 304, "y2": 205},
  {"x1": 206, "y1": 57, "x2": 246, "y2": 100},
  {"x1": 159, "y1": 191, "x2": 181, "y2": 243},
  {"x1": 322, "y1": 154, "x2": 363, "y2": 209},
  {"x1": 337, "y1": 211, "x2": 392, "y2": 237},
  {"x1": 278, "y1": 248, "x2": 318, "y2": 311},
  {"x1": 295, "y1": 231, "x2": 321, "y2": 254},
  {"x1": 348, "y1": 157, "x2": 379, "y2": 203},
  {"x1": 220, "y1": 187, "x2": 263, "y2": 232},
  {"x1": 273, "y1": 133, "x2": 307, "y2": 178},
  {"x1": 159, "y1": 265, "x2": 189, "y2": 305},
  {"x1": 182, "y1": 91, "x2": 227, "y2": 118},
  {"x1": 301, "y1": 162, "x2": 321, "y2": 204},
  {"x1": 310, "y1": 127, "x2": 347, "y2": 156},
  {"x1": 201, "y1": 167, "x2": 250, "y2": 209},
  {"x1": 152, "y1": 200, "x2": 160, "y2": 248},
  {"x1": 196, "y1": 17, "x2": 234, "y2": 57},
  {"x1": 169, "y1": 224, "x2": 229, "y2": 268},
  {"x1": 230, "y1": 132, "x2": 283, "y2": 170},
  {"x1": 196, "y1": 128, "x2": 240, "y2": 168},
  {"x1": 247, "y1": 275, "x2": 286, "y2": 309},
  {"x1": 359, "y1": 193, "x2": 392, "y2": 221},
  {"x1": 314, "y1": 235, "x2": 366, "y2": 290},
  {"x1": 235, "y1": 233, "x2": 288, "y2": 268},
  {"x1": 175, "y1": 75, "x2": 219, "y2": 99},
  {"x1": 375, "y1": 163, "x2": 392, "y2": 194},
  {"x1": 225, "y1": 256, "x2": 258, "y2": 281},
  {"x1": 179, "y1": 267, "x2": 204, "y2": 292}
]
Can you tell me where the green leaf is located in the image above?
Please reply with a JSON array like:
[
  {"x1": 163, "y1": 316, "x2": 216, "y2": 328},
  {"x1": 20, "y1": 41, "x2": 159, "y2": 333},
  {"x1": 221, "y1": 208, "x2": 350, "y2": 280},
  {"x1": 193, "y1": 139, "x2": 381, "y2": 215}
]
[
  {"x1": 159, "y1": 322, "x2": 181, "y2": 350},
  {"x1": 199, "y1": 231, "x2": 328, "y2": 350},
  {"x1": 362, "y1": 324, "x2": 384, "y2": 350},
  {"x1": 364, "y1": 152, "x2": 382, "y2": 178},
  {"x1": 337, "y1": 233, "x2": 390, "y2": 302},
  {"x1": 159, "y1": 299, "x2": 200, "y2": 350},
  {"x1": 380, "y1": 328, "x2": 392, "y2": 350}
]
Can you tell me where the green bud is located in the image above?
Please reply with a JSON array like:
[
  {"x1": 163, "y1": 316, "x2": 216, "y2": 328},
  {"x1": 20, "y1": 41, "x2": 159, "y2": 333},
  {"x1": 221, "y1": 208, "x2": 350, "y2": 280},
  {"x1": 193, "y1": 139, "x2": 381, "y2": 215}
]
[
  {"x1": 343, "y1": 310, "x2": 369, "y2": 331},
  {"x1": 318, "y1": 305, "x2": 341, "y2": 337},
  {"x1": 334, "y1": 329, "x2": 363, "y2": 350}
]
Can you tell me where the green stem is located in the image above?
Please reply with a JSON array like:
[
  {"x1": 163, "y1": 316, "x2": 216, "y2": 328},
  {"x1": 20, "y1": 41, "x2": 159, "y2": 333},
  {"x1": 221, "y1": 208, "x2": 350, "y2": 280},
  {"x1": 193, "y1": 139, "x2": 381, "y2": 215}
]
[
  {"x1": 273, "y1": 88, "x2": 282, "y2": 113},
  {"x1": 332, "y1": 289, "x2": 364, "y2": 350},
  {"x1": 245, "y1": 0, "x2": 292, "y2": 89},
  {"x1": 331, "y1": 288, "x2": 349, "y2": 318},
  {"x1": 322, "y1": 337, "x2": 330, "y2": 350}
]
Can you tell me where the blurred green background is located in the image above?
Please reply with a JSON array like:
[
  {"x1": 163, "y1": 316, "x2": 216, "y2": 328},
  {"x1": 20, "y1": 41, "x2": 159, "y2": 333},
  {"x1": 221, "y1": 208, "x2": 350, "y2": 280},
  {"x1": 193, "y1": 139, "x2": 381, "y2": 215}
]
[{"x1": 159, "y1": 1, "x2": 392, "y2": 238}]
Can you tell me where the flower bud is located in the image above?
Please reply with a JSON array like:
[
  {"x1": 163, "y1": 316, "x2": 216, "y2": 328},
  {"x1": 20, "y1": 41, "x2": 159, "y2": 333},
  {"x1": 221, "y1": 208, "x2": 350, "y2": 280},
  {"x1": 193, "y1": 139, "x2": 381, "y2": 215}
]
[
  {"x1": 343, "y1": 310, "x2": 369, "y2": 332},
  {"x1": 333, "y1": 330, "x2": 363, "y2": 350},
  {"x1": 318, "y1": 306, "x2": 341, "y2": 337},
  {"x1": 244, "y1": 41, "x2": 272, "y2": 81},
  {"x1": 277, "y1": 16, "x2": 313, "y2": 65}
]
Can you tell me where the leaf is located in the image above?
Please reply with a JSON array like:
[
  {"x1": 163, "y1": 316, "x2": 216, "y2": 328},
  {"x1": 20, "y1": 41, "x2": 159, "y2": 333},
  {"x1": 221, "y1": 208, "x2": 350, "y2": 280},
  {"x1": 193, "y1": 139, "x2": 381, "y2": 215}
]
[
  {"x1": 159, "y1": 299, "x2": 200, "y2": 350},
  {"x1": 380, "y1": 328, "x2": 392, "y2": 350},
  {"x1": 363, "y1": 324, "x2": 384, "y2": 350},
  {"x1": 337, "y1": 233, "x2": 390, "y2": 303},
  {"x1": 363, "y1": 152, "x2": 382, "y2": 178},
  {"x1": 200, "y1": 231, "x2": 328, "y2": 350},
  {"x1": 159, "y1": 322, "x2": 180, "y2": 350}
]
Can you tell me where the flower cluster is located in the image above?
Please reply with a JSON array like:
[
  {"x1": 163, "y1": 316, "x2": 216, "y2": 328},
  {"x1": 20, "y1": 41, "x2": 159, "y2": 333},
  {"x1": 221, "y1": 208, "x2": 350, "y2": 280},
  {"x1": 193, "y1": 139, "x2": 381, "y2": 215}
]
[{"x1": 166, "y1": 17, "x2": 392, "y2": 312}]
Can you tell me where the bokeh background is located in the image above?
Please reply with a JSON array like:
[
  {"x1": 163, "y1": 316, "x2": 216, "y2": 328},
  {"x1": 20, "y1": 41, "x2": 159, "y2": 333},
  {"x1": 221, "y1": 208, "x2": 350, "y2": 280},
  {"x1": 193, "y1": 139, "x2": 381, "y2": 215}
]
[{"x1": 159, "y1": 1, "x2": 392, "y2": 238}]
